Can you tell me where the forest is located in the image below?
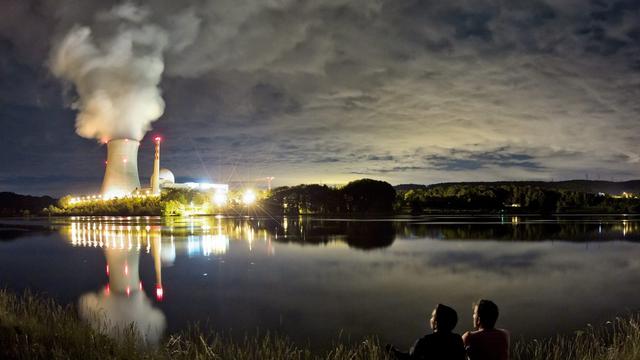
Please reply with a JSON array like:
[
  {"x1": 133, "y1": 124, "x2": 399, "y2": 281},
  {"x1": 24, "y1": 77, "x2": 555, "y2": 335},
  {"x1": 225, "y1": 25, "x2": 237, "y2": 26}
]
[{"x1": 2, "y1": 179, "x2": 640, "y2": 217}]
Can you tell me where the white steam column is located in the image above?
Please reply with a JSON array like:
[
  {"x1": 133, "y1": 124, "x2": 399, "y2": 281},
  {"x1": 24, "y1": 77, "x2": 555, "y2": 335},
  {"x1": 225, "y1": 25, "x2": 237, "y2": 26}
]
[
  {"x1": 101, "y1": 139, "x2": 141, "y2": 199},
  {"x1": 150, "y1": 137, "x2": 161, "y2": 195}
]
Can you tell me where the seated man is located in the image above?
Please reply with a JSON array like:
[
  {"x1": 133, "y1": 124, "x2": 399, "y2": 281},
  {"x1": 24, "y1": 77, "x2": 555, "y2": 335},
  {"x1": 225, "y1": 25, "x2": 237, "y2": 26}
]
[
  {"x1": 388, "y1": 304, "x2": 465, "y2": 360},
  {"x1": 462, "y1": 299, "x2": 510, "y2": 360}
]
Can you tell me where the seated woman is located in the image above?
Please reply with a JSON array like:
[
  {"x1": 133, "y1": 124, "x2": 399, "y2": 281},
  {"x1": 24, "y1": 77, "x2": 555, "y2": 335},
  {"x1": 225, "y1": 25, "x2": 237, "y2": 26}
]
[{"x1": 388, "y1": 304, "x2": 466, "y2": 360}]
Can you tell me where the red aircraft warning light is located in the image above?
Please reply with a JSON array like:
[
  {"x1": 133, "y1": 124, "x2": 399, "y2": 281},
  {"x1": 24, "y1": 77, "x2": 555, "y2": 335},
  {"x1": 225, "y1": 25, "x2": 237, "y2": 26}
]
[
  {"x1": 154, "y1": 136, "x2": 162, "y2": 143},
  {"x1": 156, "y1": 285, "x2": 164, "y2": 301}
]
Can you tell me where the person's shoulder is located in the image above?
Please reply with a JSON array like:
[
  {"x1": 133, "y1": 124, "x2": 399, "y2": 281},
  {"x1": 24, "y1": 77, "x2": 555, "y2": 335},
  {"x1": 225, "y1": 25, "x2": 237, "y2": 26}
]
[
  {"x1": 462, "y1": 330, "x2": 478, "y2": 344},
  {"x1": 420, "y1": 332, "x2": 460, "y2": 344},
  {"x1": 414, "y1": 333, "x2": 434, "y2": 345},
  {"x1": 411, "y1": 333, "x2": 432, "y2": 353},
  {"x1": 495, "y1": 328, "x2": 510, "y2": 340},
  {"x1": 462, "y1": 330, "x2": 481, "y2": 338},
  {"x1": 418, "y1": 332, "x2": 438, "y2": 344}
]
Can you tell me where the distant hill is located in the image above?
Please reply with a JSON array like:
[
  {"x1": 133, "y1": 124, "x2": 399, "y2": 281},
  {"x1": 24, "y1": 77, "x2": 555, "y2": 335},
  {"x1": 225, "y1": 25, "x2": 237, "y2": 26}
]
[
  {"x1": 395, "y1": 180, "x2": 640, "y2": 195},
  {"x1": 0, "y1": 192, "x2": 58, "y2": 216}
]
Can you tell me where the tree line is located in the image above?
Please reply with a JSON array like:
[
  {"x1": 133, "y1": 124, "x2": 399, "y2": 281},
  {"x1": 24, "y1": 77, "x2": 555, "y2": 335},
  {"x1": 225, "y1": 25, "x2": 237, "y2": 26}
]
[
  {"x1": 396, "y1": 183, "x2": 640, "y2": 213},
  {"x1": 261, "y1": 179, "x2": 396, "y2": 215},
  {"x1": 3, "y1": 179, "x2": 640, "y2": 217}
]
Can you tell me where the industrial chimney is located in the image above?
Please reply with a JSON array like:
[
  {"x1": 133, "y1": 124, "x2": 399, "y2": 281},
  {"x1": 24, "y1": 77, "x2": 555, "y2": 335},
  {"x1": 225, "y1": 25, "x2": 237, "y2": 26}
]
[
  {"x1": 150, "y1": 137, "x2": 161, "y2": 195},
  {"x1": 101, "y1": 139, "x2": 141, "y2": 199}
]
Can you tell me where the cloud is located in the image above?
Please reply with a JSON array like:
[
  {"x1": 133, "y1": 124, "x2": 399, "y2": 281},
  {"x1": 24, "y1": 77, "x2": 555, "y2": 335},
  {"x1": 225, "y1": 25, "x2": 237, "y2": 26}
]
[
  {"x1": 1, "y1": 0, "x2": 640, "y2": 192},
  {"x1": 50, "y1": 4, "x2": 169, "y2": 141},
  {"x1": 424, "y1": 148, "x2": 543, "y2": 171}
]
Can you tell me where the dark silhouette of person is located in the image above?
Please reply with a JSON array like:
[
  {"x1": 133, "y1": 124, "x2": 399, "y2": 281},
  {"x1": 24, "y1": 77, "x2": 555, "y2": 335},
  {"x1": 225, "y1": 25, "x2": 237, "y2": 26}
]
[
  {"x1": 462, "y1": 299, "x2": 510, "y2": 360},
  {"x1": 387, "y1": 304, "x2": 466, "y2": 360}
]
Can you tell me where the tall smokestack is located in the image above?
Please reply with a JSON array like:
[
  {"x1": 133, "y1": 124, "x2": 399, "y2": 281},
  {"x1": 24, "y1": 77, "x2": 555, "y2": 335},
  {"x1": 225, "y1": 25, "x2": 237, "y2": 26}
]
[
  {"x1": 150, "y1": 137, "x2": 161, "y2": 195},
  {"x1": 102, "y1": 139, "x2": 141, "y2": 198}
]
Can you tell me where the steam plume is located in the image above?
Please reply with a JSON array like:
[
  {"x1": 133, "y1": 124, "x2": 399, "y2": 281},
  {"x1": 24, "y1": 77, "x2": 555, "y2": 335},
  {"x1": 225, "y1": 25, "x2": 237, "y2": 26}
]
[{"x1": 51, "y1": 4, "x2": 167, "y2": 142}]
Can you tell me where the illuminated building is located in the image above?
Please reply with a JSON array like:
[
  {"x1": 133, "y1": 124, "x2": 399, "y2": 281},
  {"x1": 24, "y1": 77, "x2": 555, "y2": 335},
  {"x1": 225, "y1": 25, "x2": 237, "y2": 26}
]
[{"x1": 73, "y1": 136, "x2": 230, "y2": 203}]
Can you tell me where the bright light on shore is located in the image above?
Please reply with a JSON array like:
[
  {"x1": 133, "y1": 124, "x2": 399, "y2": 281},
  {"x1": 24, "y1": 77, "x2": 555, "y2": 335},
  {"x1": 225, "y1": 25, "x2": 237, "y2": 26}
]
[
  {"x1": 213, "y1": 190, "x2": 227, "y2": 206},
  {"x1": 242, "y1": 189, "x2": 256, "y2": 205}
]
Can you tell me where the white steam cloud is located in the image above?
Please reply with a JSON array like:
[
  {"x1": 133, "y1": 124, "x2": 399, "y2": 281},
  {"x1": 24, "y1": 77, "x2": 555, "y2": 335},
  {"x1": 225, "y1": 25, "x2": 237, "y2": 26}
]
[{"x1": 51, "y1": 4, "x2": 168, "y2": 142}]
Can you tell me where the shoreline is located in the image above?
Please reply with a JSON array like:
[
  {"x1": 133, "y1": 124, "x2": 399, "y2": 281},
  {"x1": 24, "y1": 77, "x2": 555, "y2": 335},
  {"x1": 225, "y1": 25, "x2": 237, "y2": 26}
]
[{"x1": 0, "y1": 290, "x2": 638, "y2": 360}]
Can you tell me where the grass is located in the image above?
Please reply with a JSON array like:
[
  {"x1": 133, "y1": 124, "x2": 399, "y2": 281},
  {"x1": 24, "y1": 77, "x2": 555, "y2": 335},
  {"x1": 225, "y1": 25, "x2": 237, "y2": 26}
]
[
  {"x1": 0, "y1": 290, "x2": 639, "y2": 360},
  {"x1": 512, "y1": 316, "x2": 640, "y2": 360},
  {"x1": 0, "y1": 290, "x2": 387, "y2": 360}
]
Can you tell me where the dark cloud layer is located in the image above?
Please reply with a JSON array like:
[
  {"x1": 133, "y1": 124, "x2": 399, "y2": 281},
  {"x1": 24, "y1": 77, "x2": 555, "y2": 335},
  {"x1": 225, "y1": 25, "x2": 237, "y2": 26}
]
[{"x1": 1, "y1": 0, "x2": 640, "y2": 195}]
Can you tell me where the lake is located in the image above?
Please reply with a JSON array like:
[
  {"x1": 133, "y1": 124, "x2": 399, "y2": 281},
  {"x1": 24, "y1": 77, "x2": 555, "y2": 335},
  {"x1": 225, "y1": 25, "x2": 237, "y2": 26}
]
[{"x1": 0, "y1": 215, "x2": 639, "y2": 349}]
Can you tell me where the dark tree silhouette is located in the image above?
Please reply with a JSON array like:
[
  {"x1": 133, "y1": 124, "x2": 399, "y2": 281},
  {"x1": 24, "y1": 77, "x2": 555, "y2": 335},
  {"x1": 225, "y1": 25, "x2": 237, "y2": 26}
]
[{"x1": 340, "y1": 179, "x2": 396, "y2": 213}]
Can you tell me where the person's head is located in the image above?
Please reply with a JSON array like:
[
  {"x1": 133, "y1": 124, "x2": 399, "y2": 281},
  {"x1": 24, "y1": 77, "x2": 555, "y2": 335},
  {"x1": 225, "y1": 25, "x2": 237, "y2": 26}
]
[
  {"x1": 473, "y1": 299, "x2": 499, "y2": 330},
  {"x1": 429, "y1": 304, "x2": 458, "y2": 333}
]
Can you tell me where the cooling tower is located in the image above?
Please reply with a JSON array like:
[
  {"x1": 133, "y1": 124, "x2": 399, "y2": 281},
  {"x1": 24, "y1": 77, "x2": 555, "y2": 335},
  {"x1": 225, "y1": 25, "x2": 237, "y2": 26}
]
[{"x1": 101, "y1": 139, "x2": 141, "y2": 199}]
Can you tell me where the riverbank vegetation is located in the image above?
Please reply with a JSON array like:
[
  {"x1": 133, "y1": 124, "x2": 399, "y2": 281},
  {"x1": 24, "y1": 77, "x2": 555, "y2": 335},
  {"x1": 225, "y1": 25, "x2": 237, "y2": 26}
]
[
  {"x1": 0, "y1": 290, "x2": 639, "y2": 360},
  {"x1": 43, "y1": 189, "x2": 216, "y2": 216},
  {"x1": 262, "y1": 179, "x2": 396, "y2": 215},
  {"x1": 396, "y1": 183, "x2": 640, "y2": 214},
  {"x1": 36, "y1": 179, "x2": 397, "y2": 217},
  {"x1": 4, "y1": 179, "x2": 640, "y2": 217}
]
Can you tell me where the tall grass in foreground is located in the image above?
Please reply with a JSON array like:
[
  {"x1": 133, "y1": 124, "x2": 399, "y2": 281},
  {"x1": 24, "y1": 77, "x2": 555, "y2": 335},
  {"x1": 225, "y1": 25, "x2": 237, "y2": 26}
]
[
  {"x1": 512, "y1": 316, "x2": 640, "y2": 360},
  {"x1": 0, "y1": 290, "x2": 387, "y2": 360},
  {"x1": 0, "y1": 290, "x2": 639, "y2": 360}
]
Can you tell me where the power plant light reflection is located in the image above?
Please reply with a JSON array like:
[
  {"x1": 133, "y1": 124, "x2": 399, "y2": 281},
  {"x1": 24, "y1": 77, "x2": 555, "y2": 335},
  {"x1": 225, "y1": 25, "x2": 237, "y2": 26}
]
[
  {"x1": 64, "y1": 218, "x2": 278, "y2": 341},
  {"x1": 65, "y1": 217, "x2": 275, "y2": 258}
]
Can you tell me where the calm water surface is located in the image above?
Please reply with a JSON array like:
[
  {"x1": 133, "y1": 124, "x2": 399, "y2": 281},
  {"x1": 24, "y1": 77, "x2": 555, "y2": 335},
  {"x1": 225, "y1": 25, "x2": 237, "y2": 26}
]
[{"x1": 0, "y1": 215, "x2": 639, "y2": 348}]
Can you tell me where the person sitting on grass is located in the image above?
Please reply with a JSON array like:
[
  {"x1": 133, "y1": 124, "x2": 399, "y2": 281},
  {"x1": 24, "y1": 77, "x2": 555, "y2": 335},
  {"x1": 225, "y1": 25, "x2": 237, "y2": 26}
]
[
  {"x1": 462, "y1": 299, "x2": 510, "y2": 360},
  {"x1": 387, "y1": 303, "x2": 466, "y2": 360}
]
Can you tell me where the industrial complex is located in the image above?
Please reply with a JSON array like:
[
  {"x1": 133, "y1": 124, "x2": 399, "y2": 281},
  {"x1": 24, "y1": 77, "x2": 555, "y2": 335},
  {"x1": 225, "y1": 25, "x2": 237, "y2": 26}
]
[{"x1": 70, "y1": 137, "x2": 230, "y2": 205}]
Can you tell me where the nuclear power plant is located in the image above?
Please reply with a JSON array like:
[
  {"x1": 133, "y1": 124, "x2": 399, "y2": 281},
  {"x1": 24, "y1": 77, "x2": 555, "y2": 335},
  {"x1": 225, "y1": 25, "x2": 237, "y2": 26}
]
[
  {"x1": 68, "y1": 134, "x2": 278, "y2": 209},
  {"x1": 96, "y1": 136, "x2": 229, "y2": 201}
]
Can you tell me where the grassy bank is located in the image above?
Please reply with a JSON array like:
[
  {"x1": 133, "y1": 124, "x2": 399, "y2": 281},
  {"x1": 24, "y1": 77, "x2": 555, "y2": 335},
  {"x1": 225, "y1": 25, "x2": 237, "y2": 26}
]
[
  {"x1": 0, "y1": 290, "x2": 639, "y2": 360},
  {"x1": 0, "y1": 290, "x2": 386, "y2": 360}
]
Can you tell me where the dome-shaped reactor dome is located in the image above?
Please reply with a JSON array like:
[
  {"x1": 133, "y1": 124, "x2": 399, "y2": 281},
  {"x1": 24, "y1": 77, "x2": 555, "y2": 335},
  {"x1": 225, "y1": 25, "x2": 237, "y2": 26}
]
[{"x1": 158, "y1": 168, "x2": 175, "y2": 184}]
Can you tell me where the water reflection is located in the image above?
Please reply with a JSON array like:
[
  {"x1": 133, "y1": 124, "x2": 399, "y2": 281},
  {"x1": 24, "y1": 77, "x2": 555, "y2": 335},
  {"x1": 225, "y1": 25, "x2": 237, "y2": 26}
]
[
  {"x1": 63, "y1": 216, "x2": 398, "y2": 255},
  {"x1": 407, "y1": 218, "x2": 640, "y2": 242},
  {"x1": 67, "y1": 222, "x2": 167, "y2": 343},
  {"x1": 60, "y1": 216, "x2": 398, "y2": 343},
  {"x1": 258, "y1": 218, "x2": 396, "y2": 250},
  {"x1": 37, "y1": 214, "x2": 640, "y2": 251},
  {"x1": 32, "y1": 215, "x2": 640, "y2": 347}
]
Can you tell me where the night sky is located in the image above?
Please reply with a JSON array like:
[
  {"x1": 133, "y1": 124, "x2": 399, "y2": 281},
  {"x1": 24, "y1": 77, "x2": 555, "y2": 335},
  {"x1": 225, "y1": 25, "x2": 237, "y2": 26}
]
[{"x1": 1, "y1": 0, "x2": 640, "y2": 196}]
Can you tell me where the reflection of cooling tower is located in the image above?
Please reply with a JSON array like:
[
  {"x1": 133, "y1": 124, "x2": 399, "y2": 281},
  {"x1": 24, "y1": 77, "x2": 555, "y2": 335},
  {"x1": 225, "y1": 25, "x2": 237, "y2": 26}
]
[
  {"x1": 79, "y1": 247, "x2": 166, "y2": 345},
  {"x1": 101, "y1": 139, "x2": 141, "y2": 198},
  {"x1": 105, "y1": 249, "x2": 140, "y2": 294}
]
